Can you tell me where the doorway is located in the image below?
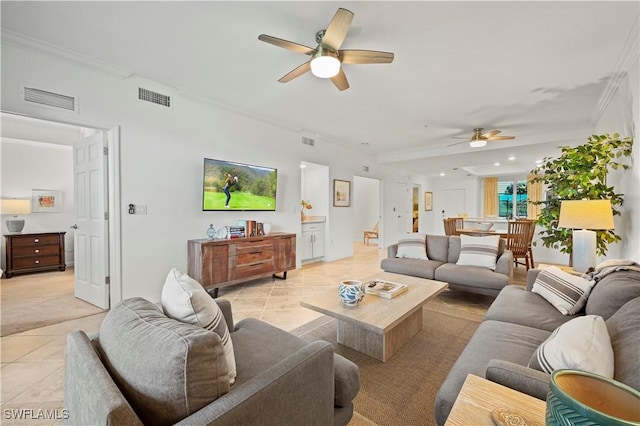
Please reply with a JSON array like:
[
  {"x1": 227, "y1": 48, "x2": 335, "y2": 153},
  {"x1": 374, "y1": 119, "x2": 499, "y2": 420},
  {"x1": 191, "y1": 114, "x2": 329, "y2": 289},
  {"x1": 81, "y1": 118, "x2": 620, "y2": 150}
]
[
  {"x1": 354, "y1": 176, "x2": 382, "y2": 247},
  {"x1": 0, "y1": 112, "x2": 120, "y2": 333}
]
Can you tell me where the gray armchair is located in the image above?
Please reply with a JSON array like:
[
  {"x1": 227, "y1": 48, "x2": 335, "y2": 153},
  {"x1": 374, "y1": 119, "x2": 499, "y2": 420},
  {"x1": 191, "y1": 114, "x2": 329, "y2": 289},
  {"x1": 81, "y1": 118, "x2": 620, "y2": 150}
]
[{"x1": 64, "y1": 298, "x2": 360, "y2": 426}]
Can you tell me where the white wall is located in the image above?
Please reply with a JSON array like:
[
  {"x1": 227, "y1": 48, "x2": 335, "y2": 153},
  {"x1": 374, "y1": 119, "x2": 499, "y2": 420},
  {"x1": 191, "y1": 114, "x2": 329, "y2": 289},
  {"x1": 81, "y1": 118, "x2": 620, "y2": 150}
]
[
  {"x1": 1, "y1": 43, "x2": 431, "y2": 302},
  {"x1": 0, "y1": 139, "x2": 76, "y2": 267},
  {"x1": 596, "y1": 58, "x2": 640, "y2": 261},
  {"x1": 425, "y1": 175, "x2": 480, "y2": 235}
]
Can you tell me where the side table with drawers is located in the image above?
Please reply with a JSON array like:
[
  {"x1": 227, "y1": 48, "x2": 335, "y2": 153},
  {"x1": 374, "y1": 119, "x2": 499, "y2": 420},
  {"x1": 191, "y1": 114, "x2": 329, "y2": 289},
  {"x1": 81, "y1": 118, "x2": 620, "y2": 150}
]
[{"x1": 3, "y1": 232, "x2": 67, "y2": 278}]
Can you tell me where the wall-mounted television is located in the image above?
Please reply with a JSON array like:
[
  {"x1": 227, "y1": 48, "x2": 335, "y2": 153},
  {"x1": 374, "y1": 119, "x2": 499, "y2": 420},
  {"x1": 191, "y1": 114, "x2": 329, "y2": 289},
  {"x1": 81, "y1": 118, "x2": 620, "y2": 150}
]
[{"x1": 203, "y1": 158, "x2": 277, "y2": 211}]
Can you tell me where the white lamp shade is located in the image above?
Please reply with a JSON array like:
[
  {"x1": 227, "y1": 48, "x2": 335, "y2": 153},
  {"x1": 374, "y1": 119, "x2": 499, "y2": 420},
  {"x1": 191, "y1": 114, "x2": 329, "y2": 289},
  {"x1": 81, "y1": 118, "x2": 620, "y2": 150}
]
[
  {"x1": 1, "y1": 199, "x2": 31, "y2": 215},
  {"x1": 558, "y1": 200, "x2": 614, "y2": 230}
]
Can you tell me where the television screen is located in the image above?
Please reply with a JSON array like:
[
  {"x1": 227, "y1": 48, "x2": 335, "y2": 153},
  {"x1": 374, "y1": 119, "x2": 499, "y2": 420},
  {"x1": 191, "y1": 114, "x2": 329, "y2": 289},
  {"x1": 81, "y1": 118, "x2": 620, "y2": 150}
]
[{"x1": 203, "y1": 158, "x2": 277, "y2": 211}]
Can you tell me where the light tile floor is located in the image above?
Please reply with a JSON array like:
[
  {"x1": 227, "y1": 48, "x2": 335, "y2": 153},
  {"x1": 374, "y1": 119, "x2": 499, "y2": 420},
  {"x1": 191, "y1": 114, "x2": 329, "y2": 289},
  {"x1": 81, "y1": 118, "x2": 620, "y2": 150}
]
[{"x1": 0, "y1": 242, "x2": 526, "y2": 425}]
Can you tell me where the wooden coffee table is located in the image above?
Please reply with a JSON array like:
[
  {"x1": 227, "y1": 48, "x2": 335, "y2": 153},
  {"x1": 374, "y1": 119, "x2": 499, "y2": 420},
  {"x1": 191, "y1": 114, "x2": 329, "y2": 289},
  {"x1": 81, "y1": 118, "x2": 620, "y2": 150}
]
[{"x1": 300, "y1": 272, "x2": 448, "y2": 362}]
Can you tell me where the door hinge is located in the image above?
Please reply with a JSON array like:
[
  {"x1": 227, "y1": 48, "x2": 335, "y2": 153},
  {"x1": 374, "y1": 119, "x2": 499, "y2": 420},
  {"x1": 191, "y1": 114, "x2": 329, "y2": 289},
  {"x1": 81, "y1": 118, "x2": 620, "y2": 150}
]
[
  {"x1": 104, "y1": 212, "x2": 109, "y2": 220},
  {"x1": 105, "y1": 276, "x2": 110, "y2": 285},
  {"x1": 103, "y1": 147, "x2": 108, "y2": 155}
]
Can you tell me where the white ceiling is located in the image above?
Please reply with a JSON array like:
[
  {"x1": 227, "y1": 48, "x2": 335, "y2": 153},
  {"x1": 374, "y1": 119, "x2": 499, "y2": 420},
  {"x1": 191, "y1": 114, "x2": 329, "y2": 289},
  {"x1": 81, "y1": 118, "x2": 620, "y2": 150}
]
[{"x1": 1, "y1": 1, "x2": 638, "y2": 177}]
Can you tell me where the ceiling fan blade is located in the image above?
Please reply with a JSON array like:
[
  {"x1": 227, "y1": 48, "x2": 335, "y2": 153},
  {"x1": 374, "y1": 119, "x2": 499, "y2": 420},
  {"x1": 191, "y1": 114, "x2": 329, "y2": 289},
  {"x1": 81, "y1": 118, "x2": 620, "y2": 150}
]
[
  {"x1": 278, "y1": 61, "x2": 311, "y2": 83},
  {"x1": 447, "y1": 140, "x2": 470, "y2": 147},
  {"x1": 322, "y1": 8, "x2": 354, "y2": 50},
  {"x1": 487, "y1": 135, "x2": 516, "y2": 140},
  {"x1": 330, "y1": 68, "x2": 349, "y2": 91},
  {"x1": 482, "y1": 129, "x2": 501, "y2": 138},
  {"x1": 258, "y1": 34, "x2": 315, "y2": 55},
  {"x1": 340, "y1": 50, "x2": 394, "y2": 64}
]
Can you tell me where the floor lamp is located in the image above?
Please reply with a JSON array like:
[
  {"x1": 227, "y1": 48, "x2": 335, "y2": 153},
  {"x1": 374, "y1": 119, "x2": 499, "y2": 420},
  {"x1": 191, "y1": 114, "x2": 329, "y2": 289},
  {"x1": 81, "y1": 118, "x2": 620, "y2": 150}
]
[{"x1": 558, "y1": 200, "x2": 614, "y2": 273}]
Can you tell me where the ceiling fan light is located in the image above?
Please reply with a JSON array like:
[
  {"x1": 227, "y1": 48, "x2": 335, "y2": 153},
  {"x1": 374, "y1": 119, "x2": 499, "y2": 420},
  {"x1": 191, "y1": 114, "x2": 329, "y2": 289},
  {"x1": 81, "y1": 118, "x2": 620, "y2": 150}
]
[
  {"x1": 310, "y1": 48, "x2": 340, "y2": 78},
  {"x1": 469, "y1": 139, "x2": 487, "y2": 148}
]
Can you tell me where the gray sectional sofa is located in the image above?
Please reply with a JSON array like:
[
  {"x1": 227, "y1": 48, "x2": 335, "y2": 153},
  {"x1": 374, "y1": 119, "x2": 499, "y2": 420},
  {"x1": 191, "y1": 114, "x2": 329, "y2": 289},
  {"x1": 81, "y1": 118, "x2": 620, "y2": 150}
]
[
  {"x1": 64, "y1": 297, "x2": 360, "y2": 426},
  {"x1": 381, "y1": 234, "x2": 513, "y2": 296},
  {"x1": 434, "y1": 268, "x2": 640, "y2": 425}
]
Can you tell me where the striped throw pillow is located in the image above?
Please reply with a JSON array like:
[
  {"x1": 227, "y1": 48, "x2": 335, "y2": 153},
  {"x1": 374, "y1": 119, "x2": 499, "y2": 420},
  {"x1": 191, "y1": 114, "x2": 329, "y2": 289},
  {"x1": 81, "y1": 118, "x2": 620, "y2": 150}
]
[
  {"x1": 161, "y1": 268, "x2": 237, "y2": 384},
  {"x1": 532, "y1": 266, "x2": 596, "y2": 315},
  {"x1": 396, "y1": 234, "x2": 428, "y2": 260},
  {"x1": 529, "y1": 315, "x2": 614, "y2": 377},
  {"x1": 456, "y1": 235, "x2": 500, "y2": 270}
]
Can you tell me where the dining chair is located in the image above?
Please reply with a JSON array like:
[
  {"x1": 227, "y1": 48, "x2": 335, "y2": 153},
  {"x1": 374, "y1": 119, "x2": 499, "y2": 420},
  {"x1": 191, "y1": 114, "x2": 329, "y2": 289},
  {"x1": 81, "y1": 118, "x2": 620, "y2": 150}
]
[
  {"x1": 363, "y1": 221, "x2": 379, "y2": 246},
  {"x1": 443, "y1": 217, "x2": 464, "y2": 236},
  {"x1": 506, "y1": 219, "x2": 536, "y2": 269}
]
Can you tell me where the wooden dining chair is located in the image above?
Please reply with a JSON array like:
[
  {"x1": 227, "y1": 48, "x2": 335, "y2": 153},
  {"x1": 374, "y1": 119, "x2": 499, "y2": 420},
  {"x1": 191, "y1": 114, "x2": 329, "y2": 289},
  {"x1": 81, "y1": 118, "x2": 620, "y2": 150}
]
[
  {"x1": 364, "y1": 221, "x2": 379, "y2": 246},
  {"x1": 443, "y1": 217, "x2": 463, "y2": 236},
  {"x1": 506, "y1": 219, "x2": 536, "y2": 269}
]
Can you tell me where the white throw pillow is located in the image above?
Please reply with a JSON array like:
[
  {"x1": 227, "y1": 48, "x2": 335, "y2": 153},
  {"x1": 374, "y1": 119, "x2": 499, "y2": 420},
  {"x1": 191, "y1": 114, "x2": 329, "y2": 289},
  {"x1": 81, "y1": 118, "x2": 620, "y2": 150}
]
[
  {"x1": 396, "y1": 234, "x2": 428, "y2": 260},
  {"x1": 456, "y1": 234, "x2": 500, "y2": 270},
  {"x1": 161, "y1": 268, "x2": 237, "y2": 384},
  {"x1": 529, "y1": 315, "x2": 614, "y2": 378},
  {"x1": 532, "y1": 266, "x2": 596, "y2": 315}
]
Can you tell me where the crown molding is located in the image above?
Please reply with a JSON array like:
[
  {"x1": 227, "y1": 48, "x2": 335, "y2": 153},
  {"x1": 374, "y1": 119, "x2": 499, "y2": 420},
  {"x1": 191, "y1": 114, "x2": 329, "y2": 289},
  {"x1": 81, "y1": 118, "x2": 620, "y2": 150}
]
[
  {"x1": 1, "y1": 29, "x2": 133, "y2": 79},
  {"x1": 592, "y1": 12, "x2": 640, "y2": 123}
]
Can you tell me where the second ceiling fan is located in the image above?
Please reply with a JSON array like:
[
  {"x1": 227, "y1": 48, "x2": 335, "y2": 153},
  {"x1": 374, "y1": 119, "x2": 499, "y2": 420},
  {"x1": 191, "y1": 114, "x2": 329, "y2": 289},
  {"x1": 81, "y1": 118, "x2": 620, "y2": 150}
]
[
  {"x1": 258, "y1": 8, "x2": 394, "y2": 91},
  {"x1": 449, "y1": 128, "x2": 516, "y2": 148}
]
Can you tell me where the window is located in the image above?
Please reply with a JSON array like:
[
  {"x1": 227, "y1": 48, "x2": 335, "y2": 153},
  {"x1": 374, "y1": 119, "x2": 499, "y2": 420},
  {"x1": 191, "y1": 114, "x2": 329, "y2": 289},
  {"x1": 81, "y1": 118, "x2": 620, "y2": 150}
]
[{"x1": 498, "y1": 179, "x2": 528, "y2": 218}]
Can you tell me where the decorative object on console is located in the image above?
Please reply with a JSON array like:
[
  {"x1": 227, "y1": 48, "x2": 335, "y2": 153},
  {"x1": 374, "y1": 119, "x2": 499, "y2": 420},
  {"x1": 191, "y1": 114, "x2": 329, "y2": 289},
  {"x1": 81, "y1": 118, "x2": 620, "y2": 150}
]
[
  {"x1": 207, "y1": 224, "x2": 217, "y2": 239},
  {"x1": 559, "y1": 199, "x2": 614, "y2": 273},
  {"x1": 262, "y1": 222, "x2": 272, "y2": 235},
  {"x1": 301, "y1": 199, "x2": 312, "y2": 220},
  {"x1": 0, "y1": 198, "x2": 31, "y2": 233},
  {"x1": 31, "y1": 189, "x2": 62, "y2": 213},
  {"x1": 333, "y1": 179, "x2": 351, "y2": 207},
  {"x1": 546, "y1": 369, "x2": 640, "y2": 426},
  {"x1": 529, "y1": 133, "x2": 633, "y2": 261},
  {"x1": 338, "y1": 280, "x2": 364, "y2": 305}
]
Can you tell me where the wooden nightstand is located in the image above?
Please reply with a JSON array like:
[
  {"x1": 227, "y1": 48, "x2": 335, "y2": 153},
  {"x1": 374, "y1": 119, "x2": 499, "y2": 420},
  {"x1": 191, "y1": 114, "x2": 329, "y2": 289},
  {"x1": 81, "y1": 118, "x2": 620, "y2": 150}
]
[
  {"x1": 445, "y1": 374, "x2": 546, "y2": 425},
  {"x1": 4, "y1": 232, "x2": 66, "y2": 278}
]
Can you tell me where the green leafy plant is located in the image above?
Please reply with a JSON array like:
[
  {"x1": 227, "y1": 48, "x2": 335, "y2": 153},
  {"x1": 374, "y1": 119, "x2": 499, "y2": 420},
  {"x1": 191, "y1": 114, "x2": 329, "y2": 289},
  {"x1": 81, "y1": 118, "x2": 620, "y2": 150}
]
[{"x1": 529, "y1": 133, "x2": 633, "y2": 257}]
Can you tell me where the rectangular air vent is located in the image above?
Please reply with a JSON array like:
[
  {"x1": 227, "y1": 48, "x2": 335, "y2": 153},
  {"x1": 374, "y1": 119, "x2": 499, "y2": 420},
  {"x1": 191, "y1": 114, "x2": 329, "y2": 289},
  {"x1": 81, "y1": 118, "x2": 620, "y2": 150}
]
[
  {"x1": 138, "y1": 87, "x2": 171, "y2": 107},
  {"x1": 362, "y1": 166, "x2": 370, "y2": 173},
  {"x1": 23, "y1": 87, "x2": 76, "y2": 111},
  {"x1": 302, "y1": 136, "x2": 315, "y2": 146}
]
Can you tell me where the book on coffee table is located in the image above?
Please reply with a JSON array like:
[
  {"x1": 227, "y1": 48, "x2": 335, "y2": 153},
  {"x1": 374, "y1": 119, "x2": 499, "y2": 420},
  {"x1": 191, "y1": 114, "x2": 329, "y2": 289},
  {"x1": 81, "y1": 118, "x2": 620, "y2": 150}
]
[{"x1": 365, "y1": 279, "x2": 408, "y2": 299}]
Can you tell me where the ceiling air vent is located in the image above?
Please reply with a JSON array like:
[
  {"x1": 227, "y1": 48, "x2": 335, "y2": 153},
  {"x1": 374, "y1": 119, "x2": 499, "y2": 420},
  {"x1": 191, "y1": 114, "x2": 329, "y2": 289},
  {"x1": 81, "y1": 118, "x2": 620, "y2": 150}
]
[
  {"x1": 23, "y1": 87, "x2": 76, "y2": 111},
  {"x1": 362, "y1": 166, "x2": 370, "y2": 173},
  {"x1": 301, "y1": 136, "x2": 315, "y2": 146},
  {"x1": 138, "y1": 87, "x2": 171, "y2": 107}
]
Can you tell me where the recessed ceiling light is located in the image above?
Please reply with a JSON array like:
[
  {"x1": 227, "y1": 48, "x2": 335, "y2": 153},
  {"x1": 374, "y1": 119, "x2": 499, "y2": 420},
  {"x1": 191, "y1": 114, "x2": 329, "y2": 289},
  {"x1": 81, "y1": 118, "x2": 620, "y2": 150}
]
[
  {"x1": 440, "y1": 172, "x2": 445, "y2": 177},
  {"x1": 508, "y1": 156, "x2": 516, "y2": 161},
  {"x1": 494, "y1": 162, "x2": 500, "y2": 166}
]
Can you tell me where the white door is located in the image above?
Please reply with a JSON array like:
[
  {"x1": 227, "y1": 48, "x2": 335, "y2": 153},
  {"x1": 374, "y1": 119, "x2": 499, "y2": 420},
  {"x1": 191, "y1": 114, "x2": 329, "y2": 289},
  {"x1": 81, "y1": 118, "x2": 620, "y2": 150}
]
[
  {"x1": 441, "y1": 188, "x2": 466, "y2": 230},
  {"x1": 396, "y1": 182, "x2": 413, "y2": 236},
  {"x1": 73, "y1": 132, "x2": 109, "y2": 309}
]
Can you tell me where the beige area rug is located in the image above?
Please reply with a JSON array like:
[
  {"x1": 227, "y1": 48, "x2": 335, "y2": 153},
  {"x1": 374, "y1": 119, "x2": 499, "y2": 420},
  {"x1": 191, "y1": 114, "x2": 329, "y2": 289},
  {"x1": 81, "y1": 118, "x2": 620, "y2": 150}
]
[
  {"x1": 1, "y1": 269, "x2": 105, "y2": 336},
  {"x1": 292, "y1": 297, "x2": 486, "y2": 426}
]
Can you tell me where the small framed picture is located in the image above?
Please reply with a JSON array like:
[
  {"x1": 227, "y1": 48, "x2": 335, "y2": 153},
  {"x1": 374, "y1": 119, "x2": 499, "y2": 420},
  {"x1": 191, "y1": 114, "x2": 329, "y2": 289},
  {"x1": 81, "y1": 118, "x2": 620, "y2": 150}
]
[
  {"x1": 424, "y1": 191, "x2": 433, "y2": 211},
  {"x1": 32, "y1": 189, "x2": 62, "y2": 213},
  {"x1": 333, "y1": 179, "x2": 351, "y2": 207}
]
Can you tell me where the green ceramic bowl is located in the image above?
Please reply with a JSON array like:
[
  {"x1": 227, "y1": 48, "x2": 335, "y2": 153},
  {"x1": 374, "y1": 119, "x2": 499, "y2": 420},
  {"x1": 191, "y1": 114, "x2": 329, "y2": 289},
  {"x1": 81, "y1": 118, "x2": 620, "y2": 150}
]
[{"x1": 546, "y1": 369, "x2": 640, "y2": 426}]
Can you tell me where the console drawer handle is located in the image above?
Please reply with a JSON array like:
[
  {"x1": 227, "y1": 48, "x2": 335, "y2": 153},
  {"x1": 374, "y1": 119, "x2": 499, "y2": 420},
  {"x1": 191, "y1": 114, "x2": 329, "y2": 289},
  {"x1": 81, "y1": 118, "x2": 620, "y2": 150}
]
[
  {"x1": 35, "y1": 249, "x2": 40, "y2": 253},
  {"x1": 34, "y1": 239, "x2": 40, "y2": 243},
  {"x1": 35, "y1": 260, "x2": 40, "y2": 264}
]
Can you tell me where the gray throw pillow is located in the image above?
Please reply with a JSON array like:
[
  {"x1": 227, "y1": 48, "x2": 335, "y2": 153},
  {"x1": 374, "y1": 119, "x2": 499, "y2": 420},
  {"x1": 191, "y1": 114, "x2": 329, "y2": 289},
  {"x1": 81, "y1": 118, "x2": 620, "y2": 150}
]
[{"x1": 98, "y1": 298, "x2": 229, "y2": 426}]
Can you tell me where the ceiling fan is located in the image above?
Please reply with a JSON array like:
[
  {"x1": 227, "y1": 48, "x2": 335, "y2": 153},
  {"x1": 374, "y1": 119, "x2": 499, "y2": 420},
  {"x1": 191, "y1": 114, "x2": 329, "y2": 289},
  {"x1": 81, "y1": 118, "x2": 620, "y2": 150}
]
[
  {"x1": 258, "y1": 8, "x2": 394, "y2": 91},
  {"x1": 449, "y1": 128, "x2": 516, "y2": 148}
]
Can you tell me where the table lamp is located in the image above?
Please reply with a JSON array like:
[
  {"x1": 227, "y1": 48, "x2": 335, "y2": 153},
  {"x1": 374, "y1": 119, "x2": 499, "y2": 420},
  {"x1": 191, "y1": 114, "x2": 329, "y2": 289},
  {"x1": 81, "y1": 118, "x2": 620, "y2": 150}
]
[
  {"x1": 558, "y1": 199, "x2": 614, "y2": 273},
  {"x1": 0, "y1": 198, "x2": 32, "y2": 233}
]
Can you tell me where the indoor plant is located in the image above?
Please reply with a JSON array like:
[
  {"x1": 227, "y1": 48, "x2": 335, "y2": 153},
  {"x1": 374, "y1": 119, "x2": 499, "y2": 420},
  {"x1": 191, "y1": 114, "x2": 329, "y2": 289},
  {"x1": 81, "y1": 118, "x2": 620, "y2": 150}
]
[{"x1": 529, "y1": 133, "x2": 633, "y2": 258}]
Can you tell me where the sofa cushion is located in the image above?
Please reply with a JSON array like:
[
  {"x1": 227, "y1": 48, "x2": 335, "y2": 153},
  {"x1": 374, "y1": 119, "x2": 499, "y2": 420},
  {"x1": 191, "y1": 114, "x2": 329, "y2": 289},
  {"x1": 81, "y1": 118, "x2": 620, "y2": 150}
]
[
  {"x1": 161, "y1": 268, "x2": 237, "y2": 384},
  {"x1": 531, "y1": 266, "x2": 596, "y2": 315},
  {"x1": 485, "y1": 285, "x2": 580, "y2": 332},
  {"x1": 380, "y1": 257, "x2": 444, "y2": 280},
  {"x1": 231, "y1": 317, "x2": 360, "y2": 407},
  {"x1": 586, "y1": 270, "x2": 640, "y2": 319},
  {"x1": 396, "y1": 234, "x2": 428, "y2": 260},
  {"x1": 426, "y1": 234, "x2": 450, "y2": 262},
  {"x1": 528, "y1": 315, "x2": 614, "y2": 378},
  {"x1": 435, "y1": 263, "x2": 510, "y2": 294},
  {"x1": 456, "y1": 235, "x2": 500, "y2": 270},
  {"x1": 98, "y1": 298, "x2": 229, "y2": 426},
  {"x1": 606, "y1": 297, "x2": 640, "y2": 390}
]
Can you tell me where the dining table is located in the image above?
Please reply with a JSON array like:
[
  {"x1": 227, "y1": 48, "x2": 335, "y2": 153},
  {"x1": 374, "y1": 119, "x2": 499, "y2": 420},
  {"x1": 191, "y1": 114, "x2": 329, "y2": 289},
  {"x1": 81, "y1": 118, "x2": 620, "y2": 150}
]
[{"x1": 456, "y1": 228, "x2": 509, "y2": 238}]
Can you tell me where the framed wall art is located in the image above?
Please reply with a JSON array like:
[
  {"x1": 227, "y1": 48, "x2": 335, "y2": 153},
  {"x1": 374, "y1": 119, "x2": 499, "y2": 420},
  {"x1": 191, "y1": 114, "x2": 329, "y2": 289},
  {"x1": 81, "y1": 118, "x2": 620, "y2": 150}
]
[
  {"x1": 424, "y1": 191, "x2": 433, "y2": 211},
  {"x1": 32, "y1": 190, "x2": 62, "y2": 213},
  {"x1": 333, "y1": 179, "x2": 351, "y2": 207}
]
